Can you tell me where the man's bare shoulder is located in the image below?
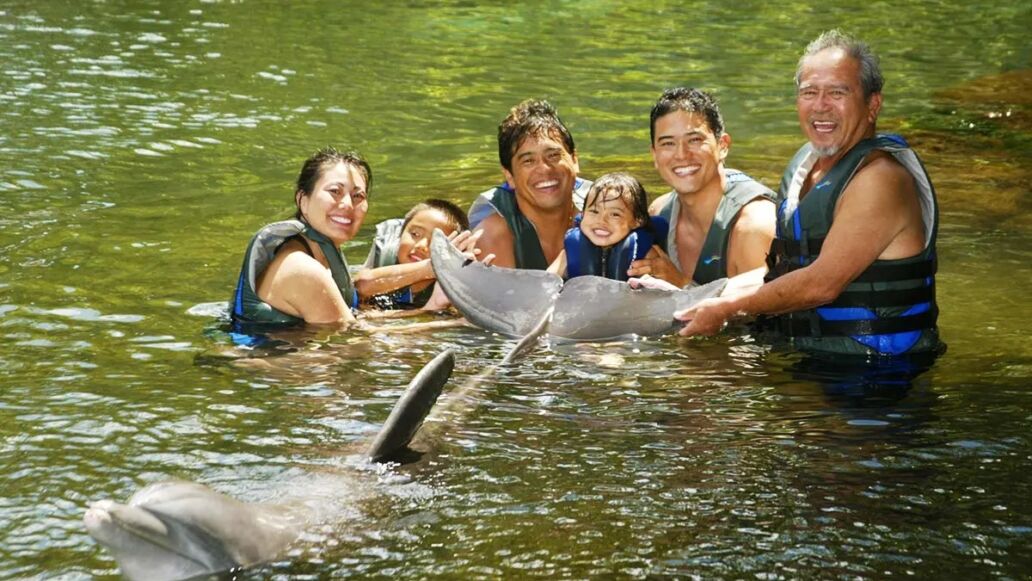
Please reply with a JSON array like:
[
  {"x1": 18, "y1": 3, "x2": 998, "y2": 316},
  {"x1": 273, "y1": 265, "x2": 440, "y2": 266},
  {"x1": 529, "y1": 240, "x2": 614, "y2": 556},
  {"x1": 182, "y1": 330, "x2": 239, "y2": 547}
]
[
  {"x1": 649, "y1": 191, "x2": 674, "y2": 215},
  {"x1": 734, "y1": 197, "x2": 776, "y2": 235},
  {"x1": 473, "y1": 212, "x2": 516, "y2": 268},
  {"x1": 837, "y1": 151, "x2": 919, "y2": 220},
  {"x1": 477, "y1": 212, "x2": 511, "y2": 238}
]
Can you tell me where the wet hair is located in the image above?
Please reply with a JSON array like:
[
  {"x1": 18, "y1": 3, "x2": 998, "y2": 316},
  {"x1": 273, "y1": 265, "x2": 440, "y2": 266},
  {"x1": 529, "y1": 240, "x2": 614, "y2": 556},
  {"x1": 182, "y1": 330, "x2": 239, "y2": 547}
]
[
  {"x1": 497, "y1": 99, "x2": 576, "y2": 172},
  {"x1": 293, "y1": 147, "x2": 372, "y2": 220},
  {"x1": 795, "y1": 29, "x2": 884, "y2": 99},
  {"x1": 649, "y1": 87, "x2": 725, "y2": 143},
  {"x1": 582, "y1": 172, "x2": 650, "y2": 233},
  {"x1": 401, "y1": 198, "x2": 470, "y2": 234}
]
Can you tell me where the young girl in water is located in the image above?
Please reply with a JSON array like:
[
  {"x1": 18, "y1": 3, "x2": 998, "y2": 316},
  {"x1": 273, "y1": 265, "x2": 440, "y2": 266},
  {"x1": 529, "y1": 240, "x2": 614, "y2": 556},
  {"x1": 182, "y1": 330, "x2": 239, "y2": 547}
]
[
  {"x1": 548, "y1": 172, "x2": 666, "y2": 282},
  {"x1": 355, "y1": 199, "x2": 470, "y2": 309}
]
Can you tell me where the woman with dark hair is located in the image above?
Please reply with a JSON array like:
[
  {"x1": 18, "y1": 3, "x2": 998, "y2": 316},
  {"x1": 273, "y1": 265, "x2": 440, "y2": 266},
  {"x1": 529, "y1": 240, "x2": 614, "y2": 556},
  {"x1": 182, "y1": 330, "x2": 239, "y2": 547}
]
[{"x1": 230, "y1": 147, "x2": 371, "y2": 327}]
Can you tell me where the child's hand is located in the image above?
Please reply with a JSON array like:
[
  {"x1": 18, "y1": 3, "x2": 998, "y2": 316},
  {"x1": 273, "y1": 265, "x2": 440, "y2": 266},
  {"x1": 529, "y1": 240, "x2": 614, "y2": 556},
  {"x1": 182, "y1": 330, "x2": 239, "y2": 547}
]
[
  {"x1": 627, "y1": 274, "x2": 680, "y2": 292},
  {"x1": 627, "y1": 245, "x2": 688, "y2": 287},
  {"x1": 422, "y1": 280, "x2": 453, "y2": 311},
  {"x1": 447, "y1": 229, "x2": 491, "y2": 262}
]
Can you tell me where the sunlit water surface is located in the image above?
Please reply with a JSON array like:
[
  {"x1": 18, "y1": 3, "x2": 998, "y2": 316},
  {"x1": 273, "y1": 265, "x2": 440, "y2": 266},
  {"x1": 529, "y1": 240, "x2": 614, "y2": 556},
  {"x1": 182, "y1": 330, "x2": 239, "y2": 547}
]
[{"x1": 0, "y1": 1, "x2": 1029, "y2": 578}]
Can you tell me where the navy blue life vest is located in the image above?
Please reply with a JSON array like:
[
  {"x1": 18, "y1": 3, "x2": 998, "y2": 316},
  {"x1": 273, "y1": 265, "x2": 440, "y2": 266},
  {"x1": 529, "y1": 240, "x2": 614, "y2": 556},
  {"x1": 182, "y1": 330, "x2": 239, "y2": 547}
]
[
  {"x1": 762, "y1": 134, "x2": 943, "y2": 357},
  {"x1": 565, "y1": 215, "x2": 669, "y2": 281}
]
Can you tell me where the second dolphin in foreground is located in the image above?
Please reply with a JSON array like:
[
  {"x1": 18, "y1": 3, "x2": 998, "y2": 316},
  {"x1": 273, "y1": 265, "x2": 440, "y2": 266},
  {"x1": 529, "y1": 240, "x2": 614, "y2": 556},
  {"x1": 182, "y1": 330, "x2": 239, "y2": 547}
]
[
  {"x1": 84, "y1": 350, "x2": 455, "y2": 581},
  {"x1": 429, "y1": 229, "x2": 727, "y2": 341}
]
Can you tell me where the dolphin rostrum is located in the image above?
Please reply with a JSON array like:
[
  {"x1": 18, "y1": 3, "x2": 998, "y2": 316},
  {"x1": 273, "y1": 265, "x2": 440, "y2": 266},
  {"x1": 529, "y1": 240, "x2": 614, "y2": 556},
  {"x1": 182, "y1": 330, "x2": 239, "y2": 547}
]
[
  {"x1": 430, "y1": 229, "x2": 727, "y2": 341},
  {"x1": 84, "y1": 349, "x2": 455, "y2": 581}
]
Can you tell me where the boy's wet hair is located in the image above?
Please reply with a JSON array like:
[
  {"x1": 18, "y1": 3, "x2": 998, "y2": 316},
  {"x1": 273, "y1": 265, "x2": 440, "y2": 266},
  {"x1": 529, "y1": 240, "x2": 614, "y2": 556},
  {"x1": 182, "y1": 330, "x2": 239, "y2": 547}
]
[
  {"x1": 582, "y1": 172, "x2": 650, "y2": 232},
  {"x1": 649, "y1": 87, "x2": 725, "y2": 143},
  {"x1": 294, "y1": 147, "x2": 372, "y2": 220},
  {"x1": 497, "y1": 99, "x2": 576, "y2": 172},
  {"x1": 402, "y1": 198, "x2": 469, "y2": 234}
]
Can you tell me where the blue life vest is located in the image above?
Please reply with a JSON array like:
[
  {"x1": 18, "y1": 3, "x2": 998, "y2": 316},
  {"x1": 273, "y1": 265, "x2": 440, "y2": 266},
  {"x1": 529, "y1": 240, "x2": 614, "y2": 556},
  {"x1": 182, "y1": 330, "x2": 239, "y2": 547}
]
[
  {"x1": 762, "y1": 134, "x2": 943, "y2": 357},
  {"x1": 565, "y1": 216, "x2": 669, "y2": 281}
]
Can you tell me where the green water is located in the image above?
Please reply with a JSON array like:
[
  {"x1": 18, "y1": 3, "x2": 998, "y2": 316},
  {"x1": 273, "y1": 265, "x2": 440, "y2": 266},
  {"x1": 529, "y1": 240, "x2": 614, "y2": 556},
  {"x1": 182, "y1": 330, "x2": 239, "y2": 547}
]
[{"x1": 1, "y1": 0, "x2": 1029, "y2": 578}]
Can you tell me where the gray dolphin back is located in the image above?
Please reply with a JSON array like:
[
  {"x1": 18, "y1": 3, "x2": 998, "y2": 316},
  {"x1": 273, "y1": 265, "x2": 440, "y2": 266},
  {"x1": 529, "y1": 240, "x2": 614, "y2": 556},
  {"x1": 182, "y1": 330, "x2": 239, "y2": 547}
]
[
  {"x1": 431, "y1": 229, "x2": 727, "y2": 341},
  {"x1": 550, "y1": 276, "x2": 727, "y2": 341},
  {"x1": 430, "y1": 229, "x2": 562, "y2": 337},
  {"x1": 366, "y1": 349, "x2": 455, "y2": 462}
]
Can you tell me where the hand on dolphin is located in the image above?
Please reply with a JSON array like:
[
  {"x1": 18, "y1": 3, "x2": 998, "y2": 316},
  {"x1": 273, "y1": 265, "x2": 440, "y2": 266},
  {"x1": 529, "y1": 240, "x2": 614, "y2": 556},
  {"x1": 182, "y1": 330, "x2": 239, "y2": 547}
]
[{"x1": 627, "y1": 274, "x2": 681, "y2": 292}]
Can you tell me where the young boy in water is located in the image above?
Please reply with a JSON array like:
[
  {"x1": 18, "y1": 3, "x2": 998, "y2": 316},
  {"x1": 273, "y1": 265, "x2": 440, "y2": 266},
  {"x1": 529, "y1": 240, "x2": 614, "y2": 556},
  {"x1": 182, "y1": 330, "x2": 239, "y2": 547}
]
[
  {"x1": 355, "y1": 198, "x2": 469, "y2": 309},
  {"x1": 548, "y1": 172, "x2": 666, "y2": 282}
]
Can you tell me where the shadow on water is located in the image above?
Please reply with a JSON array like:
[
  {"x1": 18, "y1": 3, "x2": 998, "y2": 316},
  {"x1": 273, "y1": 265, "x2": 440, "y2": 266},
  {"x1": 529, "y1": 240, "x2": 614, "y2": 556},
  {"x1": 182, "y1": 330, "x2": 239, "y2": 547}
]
[{"x1": 767, "y1": 348, "x2": 942, "y2": 404}]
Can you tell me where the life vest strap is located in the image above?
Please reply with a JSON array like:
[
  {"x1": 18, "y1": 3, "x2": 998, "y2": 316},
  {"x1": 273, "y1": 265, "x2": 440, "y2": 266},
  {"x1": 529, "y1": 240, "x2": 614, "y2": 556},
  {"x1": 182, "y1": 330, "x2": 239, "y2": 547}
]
[
  {"x1": 767, "y1": 238, "x2": 936, "y2": 284},
  {"x1": 853, "y1": 258, "x2": 936, "y2": 283},
  {"x1": 770, "y1": 307, "x2": 937, "y2": 337},
  {"x1": 771, "y1": 237, "x2": 824, "y2": 257},
  {"x1": 830, "y1": 283, "x2": 935, "y2": 308}
]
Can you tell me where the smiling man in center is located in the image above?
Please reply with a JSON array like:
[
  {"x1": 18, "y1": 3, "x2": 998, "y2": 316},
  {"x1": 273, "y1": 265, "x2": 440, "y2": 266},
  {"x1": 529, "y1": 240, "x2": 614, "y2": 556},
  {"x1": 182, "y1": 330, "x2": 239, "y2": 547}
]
[{"x1": 468, "y1": 99, "x2": 592, "y2": 270}]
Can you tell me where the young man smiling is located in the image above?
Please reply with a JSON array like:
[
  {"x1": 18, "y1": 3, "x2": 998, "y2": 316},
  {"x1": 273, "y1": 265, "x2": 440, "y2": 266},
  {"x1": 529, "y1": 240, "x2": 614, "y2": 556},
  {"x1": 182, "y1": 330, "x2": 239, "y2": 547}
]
[
  {"x1": 627, "y1": 87, "x2": 776, "y2": 287},
  {"x1": 468, "y1": 99, "x2": 591, "y2": 270}
]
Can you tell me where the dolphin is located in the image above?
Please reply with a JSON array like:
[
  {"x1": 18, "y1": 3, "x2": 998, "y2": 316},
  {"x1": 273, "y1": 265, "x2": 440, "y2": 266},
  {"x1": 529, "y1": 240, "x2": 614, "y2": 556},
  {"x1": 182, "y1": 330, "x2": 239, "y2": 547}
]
[
  {"x1": 430, "y1": 229, "x2": 727, "y2": 341},
  {"x1": 84, "y1": 349, "x2": 455, "y2": 581},
  {"x1": 366, "y1": 349, "x2": 455, "y2": 462},
  {"x1": 83, "y1": 481, "x2": 303, "y2": 581}
]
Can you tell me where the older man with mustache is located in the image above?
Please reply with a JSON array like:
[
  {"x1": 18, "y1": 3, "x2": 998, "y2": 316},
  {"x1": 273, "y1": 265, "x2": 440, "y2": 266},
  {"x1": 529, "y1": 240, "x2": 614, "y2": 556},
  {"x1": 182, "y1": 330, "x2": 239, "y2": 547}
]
[{"x1": 677, "y1": 30, "x2": 944, "y2": 359}]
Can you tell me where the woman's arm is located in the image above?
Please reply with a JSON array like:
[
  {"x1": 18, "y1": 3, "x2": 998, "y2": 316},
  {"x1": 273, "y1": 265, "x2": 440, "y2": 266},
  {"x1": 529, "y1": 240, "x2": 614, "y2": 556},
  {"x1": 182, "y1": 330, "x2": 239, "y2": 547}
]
[{"x1": 257, "y1": 245, "x2": 356, "y2": 325}]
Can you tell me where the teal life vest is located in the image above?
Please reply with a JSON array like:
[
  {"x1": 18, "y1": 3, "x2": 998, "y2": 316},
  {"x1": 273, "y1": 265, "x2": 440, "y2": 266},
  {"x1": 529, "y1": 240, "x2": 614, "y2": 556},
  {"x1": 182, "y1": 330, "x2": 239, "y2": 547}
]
[
  {"x1": 230, "y1": 219, "x2": 358, "y2": 326},
  {"x1": 360, "y1": 218, "x2": 435, "y2": 309},
  {"x1": 657, "y1": 168, "x2": 775, "y2": 285},
  {"x1": 468, "y1": 178, "x2": 593, "y2": 270},
  {"x1": 762, "y1": 134, "x2": 943, "y2": 357},
  {"x1": 564, "y1": 215, "x2": 669, "y2": 281}
]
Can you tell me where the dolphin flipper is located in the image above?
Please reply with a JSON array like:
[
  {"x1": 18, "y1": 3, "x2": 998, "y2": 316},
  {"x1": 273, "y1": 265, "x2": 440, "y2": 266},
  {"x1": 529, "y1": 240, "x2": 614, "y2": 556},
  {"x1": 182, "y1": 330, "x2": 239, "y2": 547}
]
[
  {"x1": 430, "y1": 229, "x2": 561, "y2": 337},
  {"x1": 500, "y1": 305, "x2": 553, "y2": 365},
  {"x1": 365, "y1": 349, "x2": 455, "y2": 463}
]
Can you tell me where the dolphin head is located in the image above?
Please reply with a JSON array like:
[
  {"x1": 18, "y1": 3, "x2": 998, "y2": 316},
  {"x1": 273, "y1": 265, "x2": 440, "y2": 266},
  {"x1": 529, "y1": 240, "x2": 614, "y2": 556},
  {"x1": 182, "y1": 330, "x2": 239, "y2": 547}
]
[
  {"x1": 84, "y1": 497, "x2": 239, "y2": 581},
  {"x1": 84, "y1": 481, "x2": 300, "y2": 581}
]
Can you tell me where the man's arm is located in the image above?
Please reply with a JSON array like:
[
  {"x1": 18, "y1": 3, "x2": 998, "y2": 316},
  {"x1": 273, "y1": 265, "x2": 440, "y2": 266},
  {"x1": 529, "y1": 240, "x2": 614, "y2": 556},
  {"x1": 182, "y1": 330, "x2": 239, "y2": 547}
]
[
  {"x1": 473, "y1": 213, "x2": 517, "y2": 268},
  {"x1": 726, "y1": 198, "x2": 776, "y2": 277},
  {"x1": 678, "y1": 157, "x2": 919, "y2": 335}
]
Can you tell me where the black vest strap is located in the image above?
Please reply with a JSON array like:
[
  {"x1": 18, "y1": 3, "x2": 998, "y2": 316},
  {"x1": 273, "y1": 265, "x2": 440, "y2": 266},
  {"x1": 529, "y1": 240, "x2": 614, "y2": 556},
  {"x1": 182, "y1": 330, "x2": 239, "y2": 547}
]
[
  {"x1": 772, "y1": 237, "x2": 824, "y2": 257},
  {"x1": 768, "y1": 239, "x2": 935, "y2": 284},
  {"x1": 852, "y1": 258, "x2": 936, "y2": 283},
  {"x1": 830, "y1": 283, "x2": 935, "y2": 308},
  {"x1": 772, "y1": 307, "x2": 938, "y2": 337}
]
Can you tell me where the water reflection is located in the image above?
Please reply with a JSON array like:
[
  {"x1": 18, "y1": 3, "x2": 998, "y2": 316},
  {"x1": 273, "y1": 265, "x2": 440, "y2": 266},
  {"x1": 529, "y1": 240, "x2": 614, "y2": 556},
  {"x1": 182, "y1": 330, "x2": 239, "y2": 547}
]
[{"x1": 1, "y1": 1, "x2": 1030, "y2": 578}]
